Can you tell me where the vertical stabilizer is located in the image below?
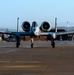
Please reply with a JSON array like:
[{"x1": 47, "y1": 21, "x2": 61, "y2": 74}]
[
  {"x1": 55, "y1": 18, "x2": 57, "y2": 33},
  {"x1": 17, "y1": 17, "x2": 19, "y2": 32}
]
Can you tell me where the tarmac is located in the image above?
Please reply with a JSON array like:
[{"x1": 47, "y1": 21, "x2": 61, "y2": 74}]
[{"x1": 0, "y1": 41, "x2": 74, "y2": 75}]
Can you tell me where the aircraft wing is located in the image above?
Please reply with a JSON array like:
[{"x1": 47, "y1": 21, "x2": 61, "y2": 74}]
[
  {"x1": 0, "y1": 30, "x2": 74, "y2": 36},
  {"x1": 0, "y1": 31, "x2": 31, "y2": 36},
  {"x1": 40, "y1": 31, "x2": 74, "y2": 36},
  {"x1": 56, "y1": 31, "x2": 74, "y2": 35}
]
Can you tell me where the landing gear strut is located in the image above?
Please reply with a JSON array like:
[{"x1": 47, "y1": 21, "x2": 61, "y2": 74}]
[
  {"x1": 16, "y1": 36, "x2": 20, "y2": 48},
  {"x1": 51, "y1": 39, "x2": 55, "y2": 48}
]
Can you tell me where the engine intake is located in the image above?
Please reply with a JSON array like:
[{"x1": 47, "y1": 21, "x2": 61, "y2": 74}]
[
  {"x1": 22, "y1": 21, "x2": 30, "y2": 32},
  {"x1": 40, "y1": 21, "x2": 51, "y2": 32}
]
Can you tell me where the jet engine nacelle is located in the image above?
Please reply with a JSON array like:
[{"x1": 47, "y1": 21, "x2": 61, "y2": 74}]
[
  {"x1": 22, "y1": 21, "x2": 30, "y2": 32},
  {"x1": 40, "y1": 21, "x2": 51, "y2": 32}
]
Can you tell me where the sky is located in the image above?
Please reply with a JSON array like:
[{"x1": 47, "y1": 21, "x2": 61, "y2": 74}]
[{"x1": 0, "y1": 0, "x2": 74, "y2": 29}]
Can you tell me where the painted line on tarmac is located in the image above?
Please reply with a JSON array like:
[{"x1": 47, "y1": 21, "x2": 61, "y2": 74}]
[
  {"x1": 0, "y1": 44, "x2": 50, "y2": 55},
  {"x1": 44, "y1": 72, "x2": 74, "y2": 74},
  {"x1": 0, "y1": 65, "x2": 47, "y2": 71},
  {"x1": 0, "y1": 45, "x2": 45, "y2": 55},
  {"x1": 0, "y1": 45, "x2": 49, "y2": 48},
  {"x1": 0, "y1": 48, "x2": 19, "y2": 55}
]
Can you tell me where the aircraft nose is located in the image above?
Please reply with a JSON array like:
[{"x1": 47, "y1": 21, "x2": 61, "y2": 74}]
[
  {"x1": 34, "y1": 27, "x2": 40, "y2": 36},
  {"x1": 34, "y1": 31, "x2": 39, "y2": 36},
  {"x1": 52, "y1": 33, "x2": 56, "y2": 39}
]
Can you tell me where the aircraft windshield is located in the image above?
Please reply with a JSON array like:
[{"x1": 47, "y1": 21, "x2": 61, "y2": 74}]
[{"x1": 32, "y1": 21, "x2": 38, "y2": 27}]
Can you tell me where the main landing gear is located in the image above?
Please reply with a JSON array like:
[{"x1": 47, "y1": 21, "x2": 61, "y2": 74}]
[
  {"x1": 16, "y1": 35, "x2": 20, "y2": 48},
  {"x1": 31, "y1": 38, "x2": 34, "y2": 48},
  {"x1": 51, "y1": 39, "x2": 55, "y2": 48}
]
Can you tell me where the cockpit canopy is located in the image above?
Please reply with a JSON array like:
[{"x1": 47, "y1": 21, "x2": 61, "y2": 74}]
[{"x1": 32, "y1": 21, "x2": 38, "y2": 27}]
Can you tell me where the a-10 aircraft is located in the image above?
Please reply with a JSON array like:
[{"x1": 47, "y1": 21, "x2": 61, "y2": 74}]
[{"x1": 0, "y1": 18, "x2": 74, "y2": 48}]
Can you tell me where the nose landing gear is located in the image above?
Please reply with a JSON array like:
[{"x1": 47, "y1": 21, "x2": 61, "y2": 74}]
[{"x1": 31, "y1": 37, "x2": 34, "y2": 48}]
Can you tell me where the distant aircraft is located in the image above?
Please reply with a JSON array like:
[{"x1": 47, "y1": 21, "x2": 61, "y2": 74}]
[{"x1": 0, "y1": 18, "x2": 74, "y2": 48}]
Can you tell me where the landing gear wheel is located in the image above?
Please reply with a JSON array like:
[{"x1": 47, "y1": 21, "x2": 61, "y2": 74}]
[
  {"x1": 16, "y1": 35, "x2": 20, "y2": 48},
  {"x1": 31, "y1": 44, "x2": 33, "y2": 48},
  {"x1": 51, "y1": 39, "x2": 55, "y2": 48},
  {"x1": 52, "y1": 41, "x2": 55, "y2": 48},
  {"x1": 16, "y1": 41, "x2": 20, "y2": 48}
]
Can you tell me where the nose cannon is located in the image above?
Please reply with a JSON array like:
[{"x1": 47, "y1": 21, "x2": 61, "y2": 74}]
[{"x1": 52, "y1": 33, "x2": 56, "y2": 39}]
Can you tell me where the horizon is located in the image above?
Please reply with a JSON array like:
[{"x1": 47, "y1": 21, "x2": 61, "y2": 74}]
[{"x1": 0, "y1": 25, "x2": 74, "y2": 32}]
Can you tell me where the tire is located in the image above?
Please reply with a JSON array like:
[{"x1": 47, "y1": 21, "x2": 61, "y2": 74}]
[
  {"x1": 52, "y1": 42, "x2": 55, "y2": 48},
  {"x1": 31, "y1": 44, "x2": 33, "y2": 48},
  {"x1": 16, "y1": 41, "x2": 20, "y2": 48},
  {"x1": 16, "y1": 35, "x2": 20, "y2": 48}
]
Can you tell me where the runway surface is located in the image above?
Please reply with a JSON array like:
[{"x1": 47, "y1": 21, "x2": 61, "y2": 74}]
[{"x1": 0, "y1": 41, "x2": 74, "y2": 75}]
